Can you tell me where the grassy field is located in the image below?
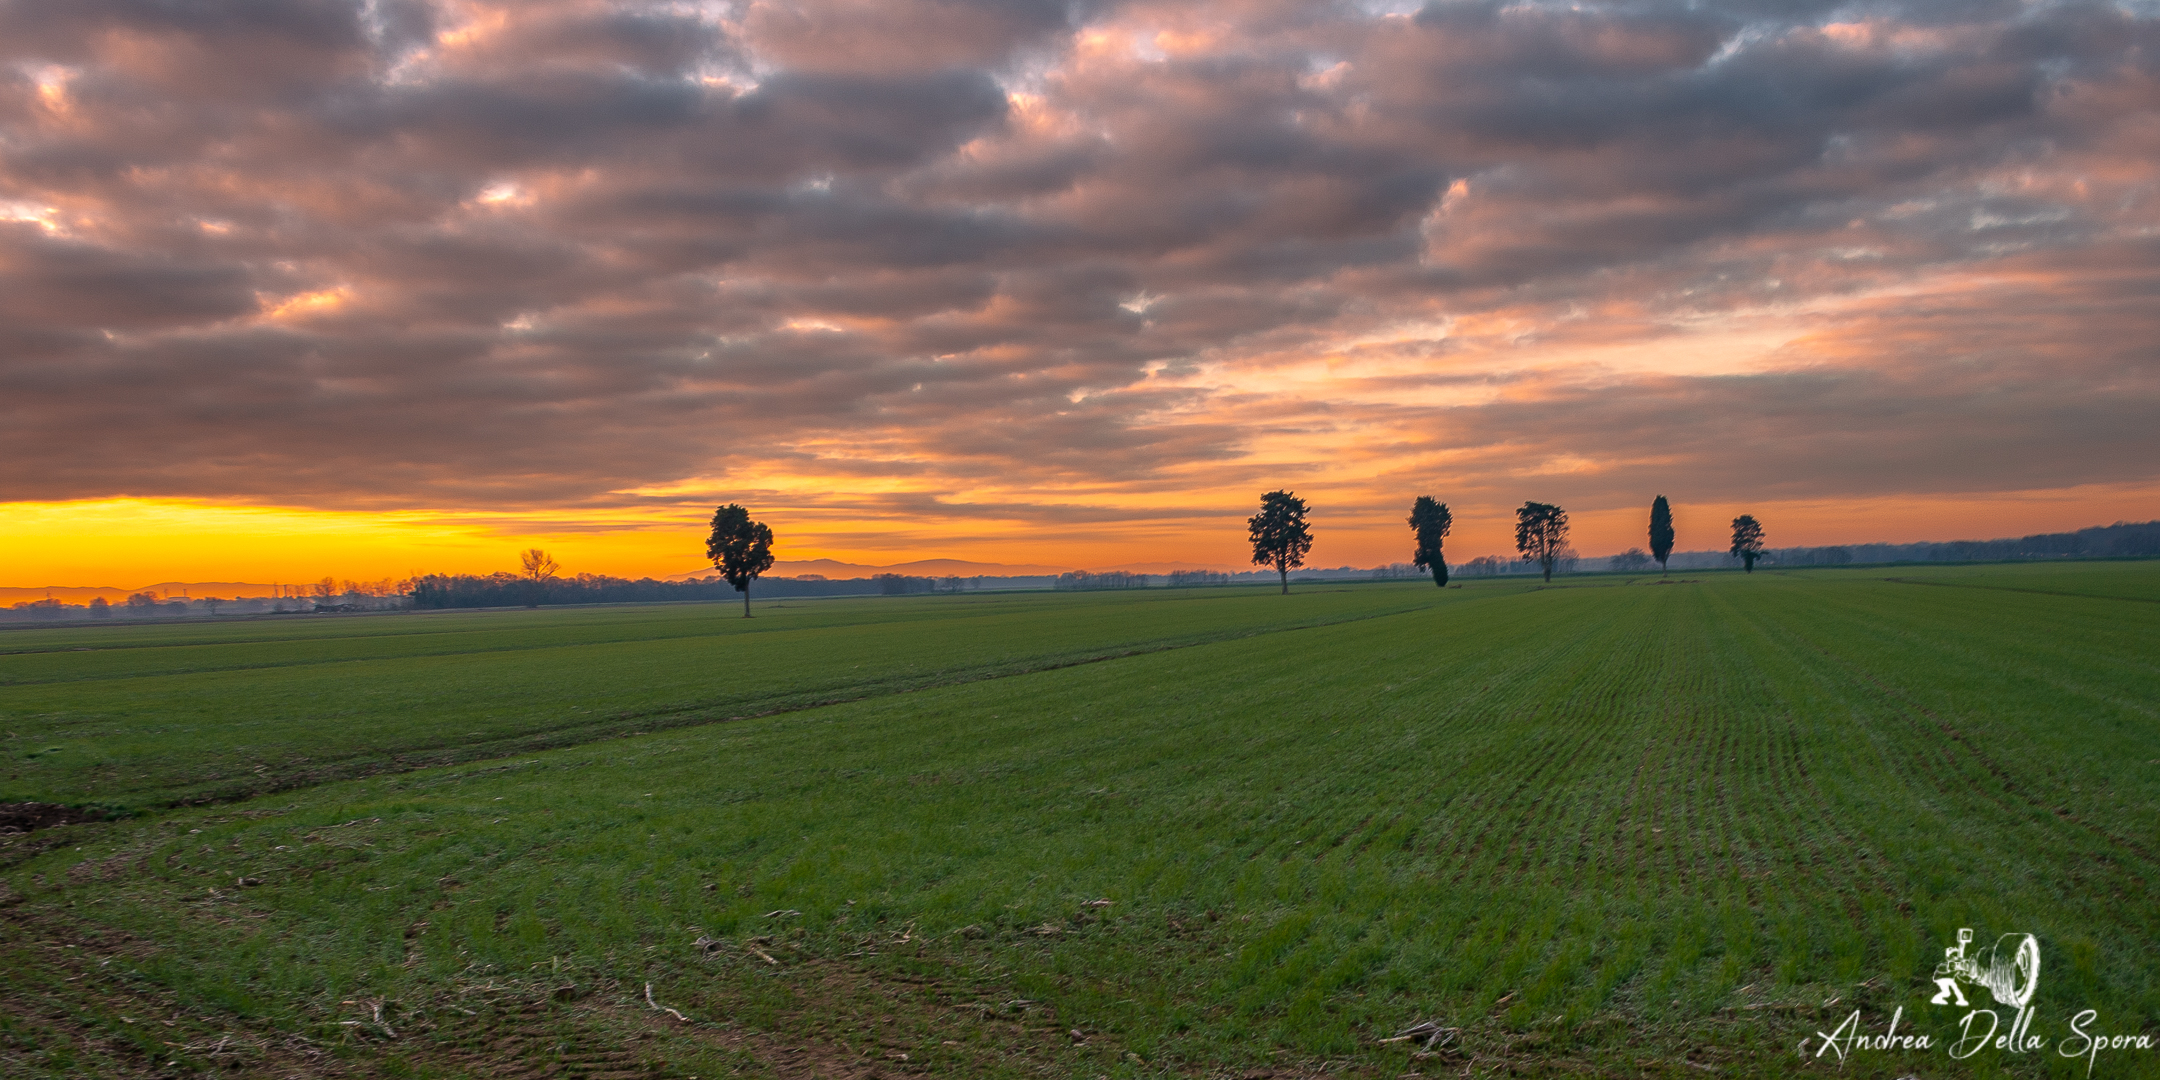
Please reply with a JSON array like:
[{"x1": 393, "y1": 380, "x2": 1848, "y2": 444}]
[
  {"x1": 2, "y1": 565, "x2": 2156, "y2": 1078},
  {"x1": 0, "y1": 587, "x2": 1468, "y2": 809}
]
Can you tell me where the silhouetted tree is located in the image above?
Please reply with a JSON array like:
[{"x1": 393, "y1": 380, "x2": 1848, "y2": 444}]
[
  {"x1": 1515, "y1": 502, "x2": 1570, "y2": 582},
  {"x1": 519, "y1": 549, "x2": 559, "y2": 580},
  {"x1": 518, "y1": 548, "x2": 560, "y2": 607},
  {"x1": 706, "y1": 504, "x2": 776, "y2": 617},
  {"x1": 1248, "y1": 490, "x2": 1314, "y2": 594},
  {"x1": 89, "y1": 596, "x2": 111, "y2": 619},
  {"x1": 1649, "y1": 495, "x2": 1675, "y2": 575},
  {"x1": 1407, "y1": 496, "x2": 1453, "y2": 587},
  {"x1": 1610, "y1": 548, "x2": 1653, "y2": 572},
  {"x1": 1730, "y1": 515, "x2": 1766, "y2": 573}
]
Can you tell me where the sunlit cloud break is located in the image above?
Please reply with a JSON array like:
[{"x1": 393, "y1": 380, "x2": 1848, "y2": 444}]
[{"x1": 2, "y1": 0, "x2": 2156, "y2": 581}]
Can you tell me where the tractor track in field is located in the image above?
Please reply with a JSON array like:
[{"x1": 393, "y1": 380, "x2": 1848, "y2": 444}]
[
  {"x1": 8, "y1": 596, "x2": 1503, "y2": 846},
  {"x1": 0, "y1": 591, "x2": 1462, "y2": 681},
  {"x1": 14, "y1": 601, "x2": 1459, "y2": 825}
]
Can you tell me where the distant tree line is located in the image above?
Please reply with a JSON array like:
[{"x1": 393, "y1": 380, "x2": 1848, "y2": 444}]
[
  {"x1": 1167, "y1": 570, "x2": 1234, "y2": 586},
  {"x1": 1055, "y1": 570, "x2": 1149, "y2": 590},
  {"x1": 407, "y1": 571, "x2": 894, "y2": 609},
  {"x1": 875, "y1": 573, "x2": 939, "y2": 595},
  {"x1": 1765, "y1": 520, "x2": 2160, "y2": 566},
  {"x1": 6, "y1": 584, "x2": 402, "y2": 621},
  {"x1": 1457, "y1": 553, "x2": 1578, "y2": 577}
]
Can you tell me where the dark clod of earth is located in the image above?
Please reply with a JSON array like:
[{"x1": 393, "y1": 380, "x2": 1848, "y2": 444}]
[{"x1": 0, "y1": 802, "x2": 104, "y2": 835}]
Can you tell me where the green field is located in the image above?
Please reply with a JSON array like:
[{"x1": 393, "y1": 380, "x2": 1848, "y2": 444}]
[{"x1": 3, "y1": 565, "x2": 2156, "y2": 1078}]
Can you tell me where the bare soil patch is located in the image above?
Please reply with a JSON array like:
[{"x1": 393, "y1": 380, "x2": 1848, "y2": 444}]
[{"x1": 0, "y1": 802, "x2": 105, "y2": 835}]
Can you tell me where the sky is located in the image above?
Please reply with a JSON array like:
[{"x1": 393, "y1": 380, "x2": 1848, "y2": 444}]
[{"x1": 3, "y1": 0, "x2": 2157, "y2": 585}]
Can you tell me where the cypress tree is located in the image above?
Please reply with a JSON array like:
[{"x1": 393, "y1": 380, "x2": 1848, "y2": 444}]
[{"x1": 1649, "y1": 495, "x2": 1675, "y2": 575}]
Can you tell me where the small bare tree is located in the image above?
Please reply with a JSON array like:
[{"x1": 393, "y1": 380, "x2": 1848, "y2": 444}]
[
  {"x1": 520, "y1": 549, "x2": 561, "y2": 581},
  {"x1": 519, "y1": 549, "x2": 561, "y2": 607}
]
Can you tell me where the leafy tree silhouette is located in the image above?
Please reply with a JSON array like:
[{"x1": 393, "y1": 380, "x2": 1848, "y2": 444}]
[
  {"x1": 1730, "y1": 515, "x2": 1766, "y2": 573},
  {"x1": 1408, "y1": 496, "x2": 1453, "y2": 587},
  {"x1": 1515, "y1": 502, "x2": 1570, "y2": 582},
  {"x1": 1248, "y1": 491, "x2": 1314, "y2": 594},
  {"x1": 706, "y1": 505, "x2": 777, "y2": 617}
]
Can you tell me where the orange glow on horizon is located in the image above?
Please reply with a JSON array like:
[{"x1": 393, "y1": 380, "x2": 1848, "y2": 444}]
[{"x1": 5, "y1": 485, "x2": 2155, "y2": 590}]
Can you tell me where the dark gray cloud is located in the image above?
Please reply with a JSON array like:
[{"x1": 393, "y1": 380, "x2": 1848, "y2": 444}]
[{"x1": 1, "y1": 0, "x2": 2155, "y2": 534}]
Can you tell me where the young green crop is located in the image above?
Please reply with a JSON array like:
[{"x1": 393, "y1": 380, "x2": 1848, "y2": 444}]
[
  {"x1": 3, "y1": 565, "x2": 2156, "y2": 1078},
  {"x1": 1, "y1": 584, "x2": 1489, "y2": 808}
]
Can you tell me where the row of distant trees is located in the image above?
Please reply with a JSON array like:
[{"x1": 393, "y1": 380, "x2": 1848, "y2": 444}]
[
  {"x1": 1240, "y1": 490, "x2": 1771, "y2": 588},
  {"x1": 6, "y1": 577, "x2": 404, "y2": 620},
  {"x1": 405, "y1": 567, "x2": 889, "y2": 608}
]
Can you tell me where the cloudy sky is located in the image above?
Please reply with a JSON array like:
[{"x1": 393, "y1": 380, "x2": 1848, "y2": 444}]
[{"x1": 4, "y1": 0, "x2": 2157, "y2": 582}]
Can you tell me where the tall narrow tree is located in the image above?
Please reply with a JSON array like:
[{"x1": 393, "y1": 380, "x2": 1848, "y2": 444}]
[
  {"x1": 1407, "y1": 496, "x2": 1453, "y2": 587},
  {"x1": 1730, "y1": 514, "x2": 1766, "y2": 573},
  {"x1": 1247, "y1": 490, "x2": 1314, "y2": 594},
  {"x1": 706, "y1": 504, "x2": 776, "y2": 617},
  {"x1": 1515, "y1": 502, "x2": 1570, "y2": 582},
  {"x1": 1648, "y1": 495, "x2": 1675, "y2": 575}
]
